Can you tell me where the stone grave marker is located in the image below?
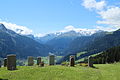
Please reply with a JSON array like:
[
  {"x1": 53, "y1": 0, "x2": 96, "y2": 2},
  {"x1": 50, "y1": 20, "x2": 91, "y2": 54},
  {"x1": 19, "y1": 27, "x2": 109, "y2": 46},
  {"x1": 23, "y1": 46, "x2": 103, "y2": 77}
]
[
  {"x1": 37, "y1": 57, "x2": 41, "y2": 65},
  {"x1": 40, "y1": 61, "x2": 44, "y2": 67},
  {"x1": 70, "y1": 55, "x2": 75, "y2": 67},
  {"x1": 7, "y1": 54, "x2": 16, "y2": 70},
  {"x1": 48, "y1": 54, "x2": 55, "y2": 65},
  {"x1": 0, "y1": 60, "x2": 1, "y2": 68},
  {"x1": 28, "y1": 56, "x2": 34, "y2": 66},
  {"x1": 88, "y1": 56, "x2": 93, "y2": 67},
  {"x1": 4, "y1": 58, "x2": 7, "y2": 67}
]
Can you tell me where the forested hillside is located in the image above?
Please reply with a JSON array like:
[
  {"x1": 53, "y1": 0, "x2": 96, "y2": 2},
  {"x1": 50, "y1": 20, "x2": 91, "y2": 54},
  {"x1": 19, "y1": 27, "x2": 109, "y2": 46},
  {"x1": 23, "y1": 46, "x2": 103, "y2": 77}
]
[{"x1": 93, "y1": 46, "x2": 120, "y2": 64}]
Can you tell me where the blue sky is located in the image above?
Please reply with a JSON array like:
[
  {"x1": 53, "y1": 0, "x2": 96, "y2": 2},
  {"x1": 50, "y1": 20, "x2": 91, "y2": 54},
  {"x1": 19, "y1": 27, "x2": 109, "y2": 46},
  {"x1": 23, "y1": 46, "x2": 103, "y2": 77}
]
[{"x1": 0, "y1": 0, "x2": 120, "y2": 36}]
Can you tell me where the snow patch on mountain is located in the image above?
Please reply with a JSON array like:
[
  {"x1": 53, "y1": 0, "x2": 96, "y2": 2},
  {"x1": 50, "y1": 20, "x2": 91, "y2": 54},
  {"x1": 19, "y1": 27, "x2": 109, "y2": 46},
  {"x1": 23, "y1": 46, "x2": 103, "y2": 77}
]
[
  {"x1": 0, "y1": 21, "x2": 33, "y2": 35},
  {"x1": 35, "y1": 25, "x2": 118, "y2": 38}
]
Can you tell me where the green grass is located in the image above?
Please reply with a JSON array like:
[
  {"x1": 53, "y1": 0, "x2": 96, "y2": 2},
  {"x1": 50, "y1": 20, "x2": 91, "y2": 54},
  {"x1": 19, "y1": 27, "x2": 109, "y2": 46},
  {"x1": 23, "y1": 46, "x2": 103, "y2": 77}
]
[
  {"x1": 75, "y1": 52, "x2": 104, "y2": 63},
  {"x1": 76, "y1": 51, "x2": 87, "y2": 58},
  {"x1": 40, "y1": 56, "x2": 63, "y2": 64},
  {"x1": 75, "y1": 51, "x2": 87, "y2": 63},
  {"x1": 0, "y1": 63, "x2": 120, "y2": 80}
]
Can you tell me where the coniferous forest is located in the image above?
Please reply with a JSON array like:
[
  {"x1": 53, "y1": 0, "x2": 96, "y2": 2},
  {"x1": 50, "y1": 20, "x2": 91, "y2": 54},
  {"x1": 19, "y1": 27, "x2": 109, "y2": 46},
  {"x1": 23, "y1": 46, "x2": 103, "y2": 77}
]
[{"x1": 93, "y1": 46, "x2": 120, "y2": 64}]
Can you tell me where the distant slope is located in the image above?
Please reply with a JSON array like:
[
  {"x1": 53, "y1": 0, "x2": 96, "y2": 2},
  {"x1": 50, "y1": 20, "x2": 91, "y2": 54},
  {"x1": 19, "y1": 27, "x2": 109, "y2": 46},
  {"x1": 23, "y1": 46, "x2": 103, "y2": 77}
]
[
  {"x1": 93, "y1": 46, "x2": 120, "y2": 64},
  {"x1": 35, "y1": 33, "x2": 58, "y2": 44},
  {"x1": 46, "y1": 31, "x2": 80, "y2": 55},
  {"x1": 45, "y1": 30, "x2": 104, "y2": 55},
  {"x1": 61, "y1": 29, "x2": 120, "y2": 63},
  {"x1": 35, "y1": 29, "x2": 100, "y2": 44},
  {"x1": 0, "y1": 24, "x2": 53, "y2": 58},
  {"x1": 57, "y1": 30, "x2": 120, "y2": 63},
  {"x1": 35, "y1": 29, "x2": 103, "y2": 55},
  {"x1": 64, "y1": 31, "x2": 107, "y2": 55}
]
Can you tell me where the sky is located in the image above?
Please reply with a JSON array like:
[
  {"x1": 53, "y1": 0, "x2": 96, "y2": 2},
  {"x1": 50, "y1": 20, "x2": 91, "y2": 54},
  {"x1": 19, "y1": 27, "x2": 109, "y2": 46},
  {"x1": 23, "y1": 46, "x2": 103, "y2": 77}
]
[{"x1": 0, "y1": 0, "x2": 120, "y2": 36}]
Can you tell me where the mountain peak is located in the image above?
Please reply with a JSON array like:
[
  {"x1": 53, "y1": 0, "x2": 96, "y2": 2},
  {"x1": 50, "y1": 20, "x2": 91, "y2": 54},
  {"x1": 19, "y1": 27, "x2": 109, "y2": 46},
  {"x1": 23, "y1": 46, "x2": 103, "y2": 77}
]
[{"x1": 0, "y1": 23, "x2": 7, "y2": 31}]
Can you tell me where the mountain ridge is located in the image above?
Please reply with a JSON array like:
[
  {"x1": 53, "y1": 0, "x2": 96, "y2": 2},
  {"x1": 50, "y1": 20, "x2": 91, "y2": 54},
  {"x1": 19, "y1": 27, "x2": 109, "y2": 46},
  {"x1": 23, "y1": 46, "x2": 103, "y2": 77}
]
[{"x1": 0, "y1": 24, "x2": 53, "y2": 58}]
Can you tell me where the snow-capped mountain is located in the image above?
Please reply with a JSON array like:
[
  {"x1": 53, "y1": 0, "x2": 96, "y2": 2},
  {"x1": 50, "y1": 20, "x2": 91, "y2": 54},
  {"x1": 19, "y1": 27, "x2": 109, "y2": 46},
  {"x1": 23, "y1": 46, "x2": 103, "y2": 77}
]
[
  {"x1": 0, "y1": 23, "x2": 18, "y2": 36},
  {"x1": 0, "y1": 21, "x2": 33, "y2": 35},
  {"x1": 0, "y1": 23, "x2": 8, "y2": 31},
  {"x1": 35, "y1": 29, "x2": 103, "y2": 44},
  {"x1": 35, "y1": 33, "x2": 58, "y2": 43},
  {"x1": 0, "y1": 23, "x2": 53, "y2": 58}
]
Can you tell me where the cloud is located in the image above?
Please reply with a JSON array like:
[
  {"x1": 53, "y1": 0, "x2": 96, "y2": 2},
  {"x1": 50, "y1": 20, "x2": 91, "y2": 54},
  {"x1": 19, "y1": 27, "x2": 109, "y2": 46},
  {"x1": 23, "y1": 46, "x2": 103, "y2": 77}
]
[
  {"x1": 63, "y1": 25, "x2": 117, "y2": 32},
  {"x1": 97, "y1": 7, "x2": 120, "y2": 27},
  {"x1": 82, "y1": 0, "x2": 106, "y2": 10},
  {"x1": 59, "y1": 25, "x2": 79, "y2": 32},
  {"x1": 58, "y1": 25, "x2": 98, "y2": 33},
  {"x1": 95, "y1": 26, "x2": 118, "y2": 32},
  {"x1": 64, "y1": 25, "x2": 75, "y2": 31},
  {"x1": 82, "y1": 0, "x2": 120, "y2": 28},
  {"x1": 34, "y1": 33, "x2": 46, "y2": 37},
  {"x1": 0, "y1": 21, "x2": 33, "y2": 35}
]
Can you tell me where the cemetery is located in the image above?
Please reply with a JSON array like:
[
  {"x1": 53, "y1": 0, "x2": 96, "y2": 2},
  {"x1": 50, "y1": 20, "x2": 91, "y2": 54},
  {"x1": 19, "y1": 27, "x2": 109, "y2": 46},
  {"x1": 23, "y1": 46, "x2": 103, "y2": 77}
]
[
  {"x1": 0, "y1": 0, "x2": 120, "y2": 80},
  {"x1": 0, "y1": 53, "x2": 119, "y2": 80},
  {"x1": 0, "y1": 53, "x2": 94, "y2": 70}
]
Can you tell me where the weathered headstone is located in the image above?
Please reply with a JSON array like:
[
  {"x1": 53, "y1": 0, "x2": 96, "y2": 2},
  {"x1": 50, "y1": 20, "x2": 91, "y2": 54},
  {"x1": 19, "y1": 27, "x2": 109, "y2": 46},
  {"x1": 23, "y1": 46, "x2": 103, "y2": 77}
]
[
  {"x1": 28, "y1": 56, "x2": 34, "y2": 66},
  {"x1": 4, "y1": 58, "x2": 7, "y2": 67},
  {"x1": 0, "y1": 60, "x2": 1, "y2": 68},
  {"x1": 37, "y1": 57, "x2": 41, "y2": 65},
  {"x1": 7, "y1": 54, "x2": 16, "y2": 70},
  {"x1": 88, "y1": 56, "x2": 93, "y2": 67},
  {"x1": 40, "y1": 61, "x2": 44, "y2": 67},
  {"x1": 70, "y1": 55, "x2": 75, "y2": 67},
  {"x1": 48, "y1": 54, "x2": 55, "y2": 65}
]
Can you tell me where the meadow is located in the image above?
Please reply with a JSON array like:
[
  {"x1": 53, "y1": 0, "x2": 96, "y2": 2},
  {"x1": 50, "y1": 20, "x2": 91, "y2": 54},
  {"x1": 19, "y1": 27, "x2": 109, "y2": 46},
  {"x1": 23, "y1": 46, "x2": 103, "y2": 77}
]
[{"x1": 0, "y1": 63, "x2": 120, "y2": 80}]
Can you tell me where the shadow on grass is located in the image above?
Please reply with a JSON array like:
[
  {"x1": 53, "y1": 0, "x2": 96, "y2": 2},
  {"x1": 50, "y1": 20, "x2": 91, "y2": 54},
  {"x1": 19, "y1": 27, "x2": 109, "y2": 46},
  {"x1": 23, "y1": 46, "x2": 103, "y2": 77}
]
[
  {"x1": 0, "y1": 78, "x2": 8, "y2": 80},
  {"x1": 91, "y1": 66, "x2": 99, "y2": 69}
]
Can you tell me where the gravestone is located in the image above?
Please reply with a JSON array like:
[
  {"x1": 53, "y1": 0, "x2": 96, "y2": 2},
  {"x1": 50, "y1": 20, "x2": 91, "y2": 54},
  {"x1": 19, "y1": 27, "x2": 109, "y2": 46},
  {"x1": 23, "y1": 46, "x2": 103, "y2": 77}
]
[
  {"x1": 7, "y1": 54, "x2": 16, "y2": 70},
  {"x1": 37, "y1": 57, "x2": 41, "y2": 65},
  {"x1": 0, "y1": 60, "x2": 1, "y2": 68},
  {"x1": 48, "y1": 54, "x2": 55, "y2": 65},
  {"x1": 40, "y1": 61, "x2": 44, "y2": 67},
  {"x1": 4, "y1": 58, "x2": 7, "y2": 67},
  {"x1": 88, "y1": 56, "x2": 93, "y2": 67},
  {"x1": 28, "y1": 56, "x2": 34, "y2": 66},
  {"x1": 70, "y1": 55, "x2": 75, "y2": 67}
]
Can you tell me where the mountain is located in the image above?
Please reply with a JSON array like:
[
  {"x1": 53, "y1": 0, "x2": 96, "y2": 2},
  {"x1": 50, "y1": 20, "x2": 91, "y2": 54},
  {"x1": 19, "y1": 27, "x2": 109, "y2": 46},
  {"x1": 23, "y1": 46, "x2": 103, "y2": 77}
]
[
  {"x1": 0, "y1": 23, "x2": 7, "y2": 31},
  {"x1": 84, "y1": 29, "x2": 120, "y2": 54},
  {"x1": 25, "y1": 34, "x2": 35, "y2": 39},
  {"x1": 57, "y1": 31, "x2": 110, "y2": 63},
  {"x1": 58, "y1": 29, "x2": 120, "y2": 63},
  {"x1": 35, "y1": 33, "x2": 58, "y2": 44},
  {"x1": 0, "y1": 23, "x2": 53, "y2": 58},
  {"x1": 35, "y1": 29, "x2": 101, "y2": 44},
  {"x1": 45, "y1": 31, "x2": 87, "y2": 55},
  {"x1": 35, "y1": 30, "x2": 103, "y2": 55},
  {"x1": 92, "y1": 45, "x2": 120, "y2": 64},
  {"x1": 64, "y1": 31, "x2": 107, "y2": 54}
]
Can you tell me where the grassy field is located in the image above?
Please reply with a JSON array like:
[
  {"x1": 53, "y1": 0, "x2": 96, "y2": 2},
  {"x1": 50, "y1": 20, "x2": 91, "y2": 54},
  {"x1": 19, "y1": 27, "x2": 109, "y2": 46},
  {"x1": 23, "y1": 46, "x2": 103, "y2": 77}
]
[{"x1": 0, "y1": 63, "x2": 120, "y2": 80}]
